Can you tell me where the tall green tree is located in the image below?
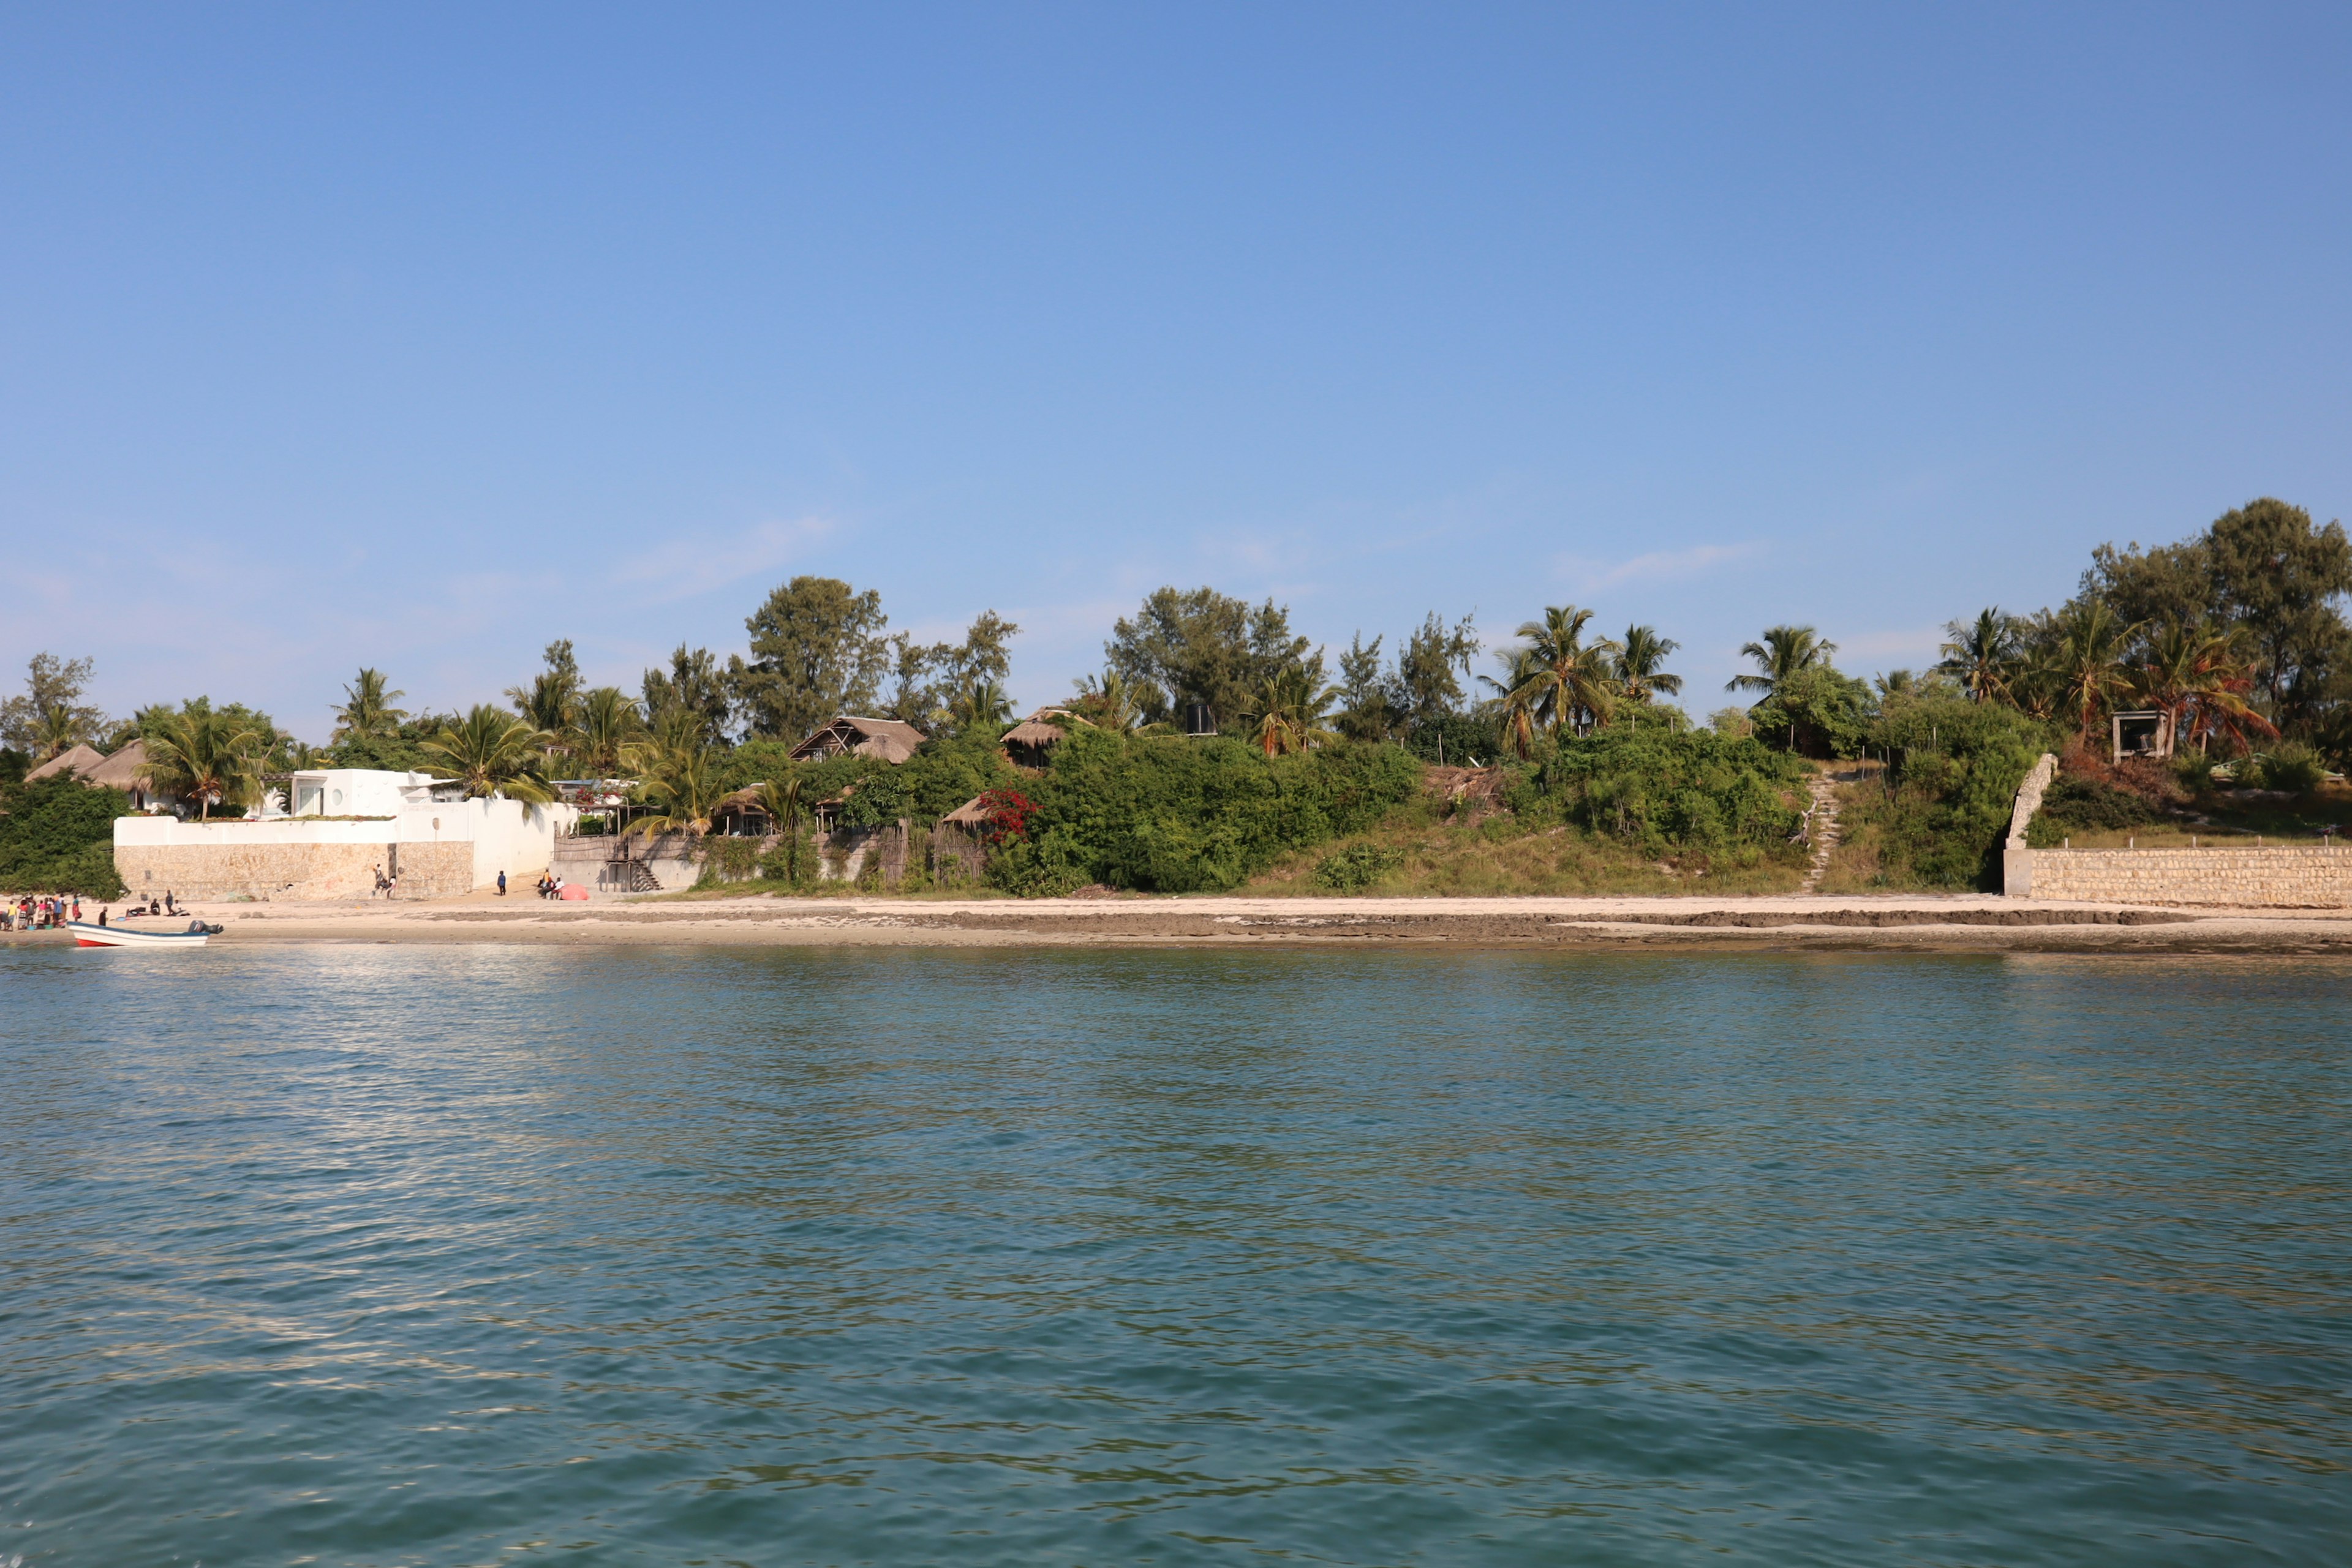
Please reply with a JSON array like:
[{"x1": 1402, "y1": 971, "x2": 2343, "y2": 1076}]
[
  {"x1": 1612, "y1": 625, "x2": 1682, "y2": 703},
  {"x1": 889, "y1": 611, "x2": 1021, "y2": 731},
  {"x1": 2205, "y1": 498, "x2": 2352, "y2": 722},
  {"x1": 1105, "y1": 586, "x2": 1318, "y2": 731},
  {"x1": 576, "y1": 686, "x2": 641, "y2": 777},
  {"x1": 2048, "y1": 601, "x2": 2138, "y2": 741},
  {"x1": 331, "y1": 668, "x2": 408, "y2": 743},
  {"x1": 0, "y1": 654, "x2": 108, "y2": 760},
  {"x1": 735, "y1": 576, "x2": 893, "y2": 742},
  {"x1": 138, "y1": 707, "x2": 267, "y2": 820},
  {"x1": 507, "y1": 640, "x2": 583, "y2": 750},
  {"x1": 1936, "y1": 609, "x2": 2018, "y2": 704},
  {"x1": 420, "y1": 706, "x2": 557, "y2": 803},
  {"x1": 1510, "y1": 605, "x2": 1618, "y2": 737},
  {"x1": 641, "y1": 643, "x2": 736, "y2": 748},
  {"x1": 1728, "y1": 625, "x2": 1837, "y2": 699},
  {"x1": 1069, "y1": 668, "x2": 1145, "y2": 734},
  {"x1": 1243, "y1": 667, "x2": 1340, "y2": 757}
]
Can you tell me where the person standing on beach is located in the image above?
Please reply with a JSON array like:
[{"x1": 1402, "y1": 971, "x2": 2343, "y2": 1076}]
[{"x1": 497, "y1": 870, "x2": 507, "y2": 896}]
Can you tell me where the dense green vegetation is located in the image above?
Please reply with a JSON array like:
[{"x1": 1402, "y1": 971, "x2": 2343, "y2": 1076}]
[
  {"x1": 0, "y1": 772, "x2": 130, "y2": 897},
  {"x1": 8, "y1": 494, "x2": 2350, "y2": 900},
  {"x1": 1829, "y1": 697, "x2": 2054, "y2": 888}
]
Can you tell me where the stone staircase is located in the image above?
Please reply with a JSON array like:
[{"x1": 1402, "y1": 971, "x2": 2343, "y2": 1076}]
[{"x1": 1798, "y1": 770, "x2": 1845, "y2": 893}]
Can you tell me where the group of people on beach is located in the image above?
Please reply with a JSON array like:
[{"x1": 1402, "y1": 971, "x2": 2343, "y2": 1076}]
[
  {"x1": 2, "y1": 891, "x2": 182, "y2": 932},
  {"x1": 532, "y1": 872, "x2": 570, "y2": 899},
  {"x1": 5, "y1": 894, "x2": 81, "y2": 931}
]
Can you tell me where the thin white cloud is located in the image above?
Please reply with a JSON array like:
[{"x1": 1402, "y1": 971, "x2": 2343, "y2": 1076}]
[
  {"x1": 614, "y1": 514, "x2": 838, "y2": 603},
  {"x1": 1553, "y1": 541, "x2": 1764, "y2": 592},
  {"x1": 1834, "y1": 625, "x2": 1947, "y2": 661}
]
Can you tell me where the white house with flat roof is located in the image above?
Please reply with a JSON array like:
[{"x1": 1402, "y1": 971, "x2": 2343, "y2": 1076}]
[{"x1": 115, "y1": 768, "x2": 575, "y2": 902}]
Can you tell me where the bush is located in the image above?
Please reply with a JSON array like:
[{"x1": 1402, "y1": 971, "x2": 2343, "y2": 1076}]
[
  {"x1": 575, "y1": 813, "x2": 610, "y2": 836},
  {"x1": 1003, "y1": 728, "x2": 1422, "y2": 894},
  {"x1": 1313, "y1": 842, "x2": 1404, "y2": 891},
  {"x1": 2249, "y1": 743, "x2": 2328, "y2": 794},
  {"x1": 1853, "y1": 698, "x2": 2055, "y2": 886},
  {"x1": 1744, "y1": 666, "x2": 1872, "y2": 757},
  {"x1": 0, "y1": 775, "x2": 132, "y2": 897},
  {"x1": 696, "y1": 836, "x2": 763, "y2": 885},
  {"x1": 1532, "y1": 726, "x2": 1810, "y2": 861},
  {"x1": 2027, "y1": 774, "x2": 2157, "y2": 843}
]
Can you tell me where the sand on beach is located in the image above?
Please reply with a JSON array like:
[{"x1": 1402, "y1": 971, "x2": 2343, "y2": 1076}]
[{"x1": 48, "y1": 887, "x2": 2352, "y2": 956}]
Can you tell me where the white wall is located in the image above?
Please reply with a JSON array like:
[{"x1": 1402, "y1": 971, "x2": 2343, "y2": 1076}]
[{"x1": 119, "y1": 796, "x2": 578, "y2": 891}]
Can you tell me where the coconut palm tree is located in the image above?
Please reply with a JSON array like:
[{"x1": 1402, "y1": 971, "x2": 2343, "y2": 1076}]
[
  {"x1": 755, "y1": 770, "x2": 809, "y2": 883},
  {"x1": 1512, "y1": 605, "x2": 1619, "y2": 737},
  {"x1": 575, "y1": 686, "x2": 640, "y2": 779},
  {"x1": 331, "y1": 668, "x2": 409, "y2": 744},
  {"x1": 1245, "y1": 668, "x2": 1340, "y2": 757},
  {"x1": 2130, "y1": 622, "x2": 2275, "y2": 756},
  {"x1": 622, "y1": 737, "x2": 724, "y2": 839},
  {"x1": 1480, "y1": 647, "x2": 1544, "y2": 761},
  {"x1": 1727, "y1": 625, "x2": 1836, "y2": 698},
  {"x1": 1935, "y1": 609, "x2": 2018, "y2": 704},
  {"x1": 1613, "y1": 625, "x2": 1682, "y2": 703},
  {"x1": 949, "y1": 679, "x2": 1016, "y2": 737},
  {"x1": 139, "y1": 707, "x2": 268, "y2": 820},
  {"x1": 420, "y1": 706, "x2": 557, "y2": 802},
  {"x1": 1071, "y1": 669, "x2": 1144, "y2": 734},
  {"x1": 2048, "y1": 602, "x2": 2138, "y2": 741}
]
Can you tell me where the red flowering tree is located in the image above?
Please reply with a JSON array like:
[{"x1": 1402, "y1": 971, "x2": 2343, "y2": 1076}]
[{"x1": 975, "y1": 787, "x2": 1035, "y2": 845}]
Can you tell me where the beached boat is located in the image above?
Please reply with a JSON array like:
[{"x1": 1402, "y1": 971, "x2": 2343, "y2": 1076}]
[{"x1": 68, "y1": 920, "x2": 222, "y2": 949}]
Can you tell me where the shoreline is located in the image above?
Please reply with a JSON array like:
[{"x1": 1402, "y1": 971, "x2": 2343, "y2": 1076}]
[{"x1": 25, "y1": 891, "x2": 2352, "y2": 955}]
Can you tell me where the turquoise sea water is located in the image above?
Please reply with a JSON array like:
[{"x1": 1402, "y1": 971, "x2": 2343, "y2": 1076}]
[{"x1": 2, "y1": 944, "x2": 2348, "y2": 1566}]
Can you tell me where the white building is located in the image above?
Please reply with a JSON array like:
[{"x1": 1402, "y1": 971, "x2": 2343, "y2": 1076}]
[{"x1": 115, "y1": 769, "x2": 576, "y2": 902}]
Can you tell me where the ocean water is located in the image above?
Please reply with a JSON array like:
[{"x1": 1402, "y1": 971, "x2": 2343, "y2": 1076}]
[{"x1": 1, "y1": 944, "x2": 2348, "y2": 1567}]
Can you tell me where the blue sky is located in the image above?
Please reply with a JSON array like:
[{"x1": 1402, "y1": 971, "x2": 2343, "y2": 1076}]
[{"x1": 4, "y1": 4, "x2": 2348, "y2": 740}]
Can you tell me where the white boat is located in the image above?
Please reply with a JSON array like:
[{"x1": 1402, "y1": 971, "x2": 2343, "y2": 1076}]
[{"x1": 68, "y1": 919, "x2": 221, "y2": 948}]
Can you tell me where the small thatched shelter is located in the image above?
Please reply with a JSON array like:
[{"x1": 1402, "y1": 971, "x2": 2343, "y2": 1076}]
[
  {"x1": 790, "y1": 715, "x2": 926, "y2": 764},
  {"x1": 1000, "y1": 709, "x2": 1074, "y2": 772},
  {"x1": 709, "y1": 785, "x2": 774, "y2": 837}
]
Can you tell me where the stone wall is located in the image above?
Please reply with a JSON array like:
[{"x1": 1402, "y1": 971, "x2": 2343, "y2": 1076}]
[
  {"x1": 2009, "y1": 845, "x2": 2352, "y2": 907},
  {"x1": 116, "y1": 840, "x2": 475, "y2": 902}
]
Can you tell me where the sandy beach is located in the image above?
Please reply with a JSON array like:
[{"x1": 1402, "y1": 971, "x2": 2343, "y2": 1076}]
[{"x1": 32, "y1": 889, "x2": 2348, "y2": 954}]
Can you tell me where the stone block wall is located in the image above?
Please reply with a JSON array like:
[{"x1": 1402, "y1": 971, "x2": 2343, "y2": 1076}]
[
  {"x1": 2012, "y1": 845, "x2": 2352, "y2": 907},
  {"x1": 116, "y1": 840, "x2": 475, "y2": 902}
]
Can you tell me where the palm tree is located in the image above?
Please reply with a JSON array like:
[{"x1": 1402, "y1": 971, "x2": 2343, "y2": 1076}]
[
  {"x1": 1072, "y1": 669, "x2": 1144, "y2": 734},
  {"x1": 2130, "y1": 622, "x2": 2275, "y2": 756},
  {"x1": 1728, "y1": 625, "x2": 1836, "y2": 698},
  {"x1": 1480, "y1": 647, "x2": 1544, "y2": 761},
  {"x1": 622, "y1": 737, "x2": 724, "y2": 839},
  {"x1": 1245, "y1": 668, "x2": 1340, "y2": 757},
  {"x1": 140, "y1": 708, "x2": 267, "y2": 820},
  {"x1": 755, "y1": 770, "x2": 808, "y2": 883},
  {"x1": 331, "y1": 668, "x2": 409, "y2": 744},
  {"x1": 2048, "y1": 602, "x2": 2138, "y2": 741},
  {"x1": 420, "y1": 706, "x2": 557, "y2": 802},
  {"x1": 32, "y1": 704, "x2": 85, "y2": 761},
  {"x1": 575, "y1": 686, "x2": 640, "y2": 778},
  {"x1": 1613, "y1": 625, "x2": 1682, "y2": 703},
  {"x1": 1510, "y1": 605, "x2": 1619, "y2": 737},
  {"x1": 949, "y1": 679, "x2": 1016, "y2": 737},
  {"x1": 1936, "y1": 609, "x2": 2017, "y2": 704}
]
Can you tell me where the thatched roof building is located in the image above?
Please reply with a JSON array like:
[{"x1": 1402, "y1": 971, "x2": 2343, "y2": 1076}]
[
  {"x1": 24, "y1": 743, "x2": 107, "y2": 782},
  {"x1": 789, "y1": 715, "x2": 926, "y2": 764},
  {"x1": 1000, "y1": 708, "x2": 1074, "y2": 771},
  {"x1": 940, "y1": 793, "x2": 994, "y2": 827}
]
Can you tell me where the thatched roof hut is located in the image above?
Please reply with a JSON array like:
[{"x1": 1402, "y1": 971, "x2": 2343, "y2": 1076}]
[
  {"x1": 789, "y1": 715, "x2": 926, "y2": 764},
  {"x1": 82, "y1": 739, "x2": 148, "y2": 791},
  {"x1": 1000, "y1": 708, "x2": 1074, "y2": 771},
  {"x1": 24, "y1": 743, "x2": 107, "y2": 782},
  {"x1": 940, "y1": 793, "x2": 994, "y2": 827}
]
